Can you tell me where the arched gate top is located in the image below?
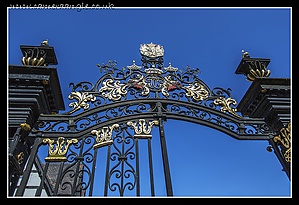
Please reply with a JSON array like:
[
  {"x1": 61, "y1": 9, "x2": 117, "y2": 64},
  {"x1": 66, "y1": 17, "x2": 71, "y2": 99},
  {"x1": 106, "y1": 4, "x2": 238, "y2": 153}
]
[{"x1": 32, "y1": 43, "x2": 272, "y2": 140}]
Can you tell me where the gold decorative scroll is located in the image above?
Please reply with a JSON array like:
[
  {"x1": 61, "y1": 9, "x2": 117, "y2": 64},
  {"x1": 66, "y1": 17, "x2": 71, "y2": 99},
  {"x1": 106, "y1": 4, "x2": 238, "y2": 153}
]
[
  {"x1": 214, "y1": 97, "x2": 242, "y2": 118},
  {"x1": 182, "y1": 83, "x2": 209, "y2": 102},
  {"x1": 17, "y1": 152, "x2": 24, "y2": 165},
  {"x1": 98, "y1": 79, "x2": 128, "y2": 101},
  {"x1": 43, "y1": 137, "x2": 78, "y2": 162},
  {"x1": 274, "y1": 122, "x2": 291, "y2": 162},
  {"x1": 68, "y1": 91, "x2": 96, "y2": 114}
]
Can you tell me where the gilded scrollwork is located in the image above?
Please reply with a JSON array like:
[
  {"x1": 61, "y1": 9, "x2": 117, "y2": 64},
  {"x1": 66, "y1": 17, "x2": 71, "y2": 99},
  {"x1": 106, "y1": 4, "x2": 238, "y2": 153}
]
[
  {"x1": 213, "y1": 97, "x2": 241, "y2": 118},
  {"x1": 17, "y1": 152, "x2": 24, "y2": 165},
  {"x1": 182, "y1": 83, "x2": 209, "y2": 102},
  {"x1": 68, "y1": 91, "x2": 96, "y2": 114},
  {"x1": 59, "y1": 43, "x2": 245, "y2": 120},
  {"x1": 273, "y1": 122, "x2": 291, "y2": 162},
  {"x1": 161, "y1": 76, "x2": 181, "y2": 98},
  {"x1": 99, "y1": 79, "x2": 128, "y2": 101}
]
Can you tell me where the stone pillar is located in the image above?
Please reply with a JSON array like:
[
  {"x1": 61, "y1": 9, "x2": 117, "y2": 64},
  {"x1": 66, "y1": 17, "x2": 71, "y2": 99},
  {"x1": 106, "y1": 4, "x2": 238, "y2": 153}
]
[
  {"x1": 8, "y1": 41, "x2": 65, "y2": 195},
  {"x1": 235, "y1": 51, "x2": 290, "y2": 179}
]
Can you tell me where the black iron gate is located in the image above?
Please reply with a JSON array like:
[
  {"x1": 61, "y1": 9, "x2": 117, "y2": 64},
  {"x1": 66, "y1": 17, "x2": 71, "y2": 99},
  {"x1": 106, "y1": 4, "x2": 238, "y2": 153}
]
[{"x1": 11, "y1": 43, "x2": 290, "y2": 196}]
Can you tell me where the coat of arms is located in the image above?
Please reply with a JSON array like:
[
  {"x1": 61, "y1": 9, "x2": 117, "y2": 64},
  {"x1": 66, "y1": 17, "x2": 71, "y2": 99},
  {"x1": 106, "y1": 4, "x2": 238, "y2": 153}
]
[{"x1": 140, "y1": 42, "x2": 164, "y2": 58}]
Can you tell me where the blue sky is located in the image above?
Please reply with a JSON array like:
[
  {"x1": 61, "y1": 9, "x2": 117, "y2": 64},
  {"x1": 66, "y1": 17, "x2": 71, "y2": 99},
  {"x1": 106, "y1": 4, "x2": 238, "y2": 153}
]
[{"x1": 9, "y1": 8, "x2": 291, "y2": 197}]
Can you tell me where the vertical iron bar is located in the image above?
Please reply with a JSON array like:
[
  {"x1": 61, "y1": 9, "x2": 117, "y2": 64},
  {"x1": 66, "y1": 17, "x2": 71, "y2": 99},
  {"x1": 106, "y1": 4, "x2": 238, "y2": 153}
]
[
  {"x1": 35, "y1": 161, "x2": 49, "y2": 196},
  {"x1": 15, "y1": 138, "x2": 42, "y2": 196},
  {"x1": 158, "y1": 117, "x2": 173, "y2": 196},
  {"x1": 120, "y1": 130, "x2": 125, "y2": 196},
  {"x1": 104, "y1": 144, "x2": 111, "y2": 196},
  {"x1": 53, "y1": 161, "x2": 64, "y2": 196},
  {"x1": 147, "y1": 137, "x2": 155, "y2": 196},
  {"x1": 88, "y1": 148, "x2": 98, "y2": 196},
  {"x1": 71, "y1": 162, "x2": 81, "y2": 195},
  {"x1": 135, "y1": 138, "x2": 140, "y2": 196},
  {"x1": 71, "y1": 138, "x2": 85, "y2": 196}
]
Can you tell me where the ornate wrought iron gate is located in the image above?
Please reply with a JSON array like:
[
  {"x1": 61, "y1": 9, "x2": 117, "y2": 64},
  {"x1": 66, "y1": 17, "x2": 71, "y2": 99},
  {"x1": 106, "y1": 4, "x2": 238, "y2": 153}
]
[{"x1": 10, "y1": 43, "x2": 290, "y2": 196}]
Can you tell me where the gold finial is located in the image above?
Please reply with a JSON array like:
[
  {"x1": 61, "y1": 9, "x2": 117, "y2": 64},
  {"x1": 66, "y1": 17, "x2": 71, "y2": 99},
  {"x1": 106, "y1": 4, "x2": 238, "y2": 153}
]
[
  {"x1": 20, "y1": 123, "x2": 31, "y2": 131},
  {"x1": 242, "y1": 50, "x2": 250, "y2": 58},
  {"x1": 41, "y1": 39, "x2": 49, "y2": 46}
]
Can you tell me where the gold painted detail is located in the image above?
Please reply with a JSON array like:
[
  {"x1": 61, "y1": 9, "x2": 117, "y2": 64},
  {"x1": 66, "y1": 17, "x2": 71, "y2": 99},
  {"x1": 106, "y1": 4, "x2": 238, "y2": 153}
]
[
  {"x1": 242, "y1": 50, "x2": 250, "y2": 58},
  {"x1": 127, "y1": 119, "x2": 159, "y2": 138},
  {"x1": 20, "y1": 123, "x2": 31, "y2": 131},
  {"x1": 160, "y1": 77, "x2": 208, "y2": 102},
  {"x1": 17, "y1": 152, "x2": 24, "y2": 165},
  {"x1": 41, "y1": 39, "x2": 49, "y2": 46},
  {"x1": 273, "y1": 122, "x2": 291, "y2": 162},
  {"x1": 214, "y1": 97, "x2": 241, "y2": 118},
  {"x1": 21, "y1": 56, "x2": 45, "y2": 66},
  {"x1": 98, "y1": 77, "x2": 209, "y2": 102},
  {"x1": 43, "y1": 137, "x2": 78, "y2": 162},
  {"x1": 91, "y1": 124, "x2": 120, "y2": 149},
  {"x1": 182, "y1": 83, "x2": 209, "y2": 102},
  {"x1": 246, "y1": 64, "x2": 271, "y2": 82},
  {"x1": 161, "y1": 76, "x2": 180, "y2": 98},
  {"x1": 68, "y1": 92, "x2": 96, "y2": 114},
  {"x1": 99, "y1": 79, "x2": 128, "y2": 101}
]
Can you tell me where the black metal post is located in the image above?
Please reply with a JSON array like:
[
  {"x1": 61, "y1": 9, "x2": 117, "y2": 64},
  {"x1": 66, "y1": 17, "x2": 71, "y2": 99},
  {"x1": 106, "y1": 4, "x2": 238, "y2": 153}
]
[
  {"x1": 15, "y1": 138, "x2": 42, "y2": 196},
  {"x1": 104, "y1": 144, "x2": 111, "y2": 196},
  {"x1": 158, "y1": 117, "x2": 173, "y2": 196},
  {"x1": 147, "y1": 137, "x2": 155, "y2": 196},
  {"x1": 89, "y1": 149, "x2": 98, "y2": 196},
  {"x1": 135, "y1": 138, "x2": 140, "y2": 196},
  {"x1": 35, "y1": 161, "x2": 49, "y2": 196}
]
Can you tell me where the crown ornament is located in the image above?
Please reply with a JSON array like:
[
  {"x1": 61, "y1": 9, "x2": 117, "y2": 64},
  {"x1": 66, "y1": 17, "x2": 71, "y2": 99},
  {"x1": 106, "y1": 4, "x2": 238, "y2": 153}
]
[
  {"x1": 43, "y1": 137, "x2": 78, "y2": 162},
  {"x1": 140, "y1": 42, "x2": 164, "y2": 58},
  {"x1": 127, "y1": 119, "x2": 159, "y2": 139},
  {"x1": 91, "y1": 124, "x2": 120, "y2": 149}
]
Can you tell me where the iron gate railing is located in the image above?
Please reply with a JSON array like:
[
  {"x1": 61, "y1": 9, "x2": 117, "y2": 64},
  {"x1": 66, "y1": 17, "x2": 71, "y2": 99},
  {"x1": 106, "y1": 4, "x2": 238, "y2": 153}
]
[{"x1": 13, "y1": 43, "x2": 288, "y2": 196}]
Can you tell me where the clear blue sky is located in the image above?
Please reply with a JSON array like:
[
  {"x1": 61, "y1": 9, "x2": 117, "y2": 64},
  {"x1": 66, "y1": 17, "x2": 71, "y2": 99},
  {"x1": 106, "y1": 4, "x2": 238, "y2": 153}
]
[{"x1": 9, "y1": 8, "x2": 291, "y2": 197}]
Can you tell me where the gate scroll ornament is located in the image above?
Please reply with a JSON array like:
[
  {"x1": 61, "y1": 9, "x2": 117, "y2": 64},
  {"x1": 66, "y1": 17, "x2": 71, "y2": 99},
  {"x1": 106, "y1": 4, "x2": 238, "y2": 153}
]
[{"x1": 26, "y1": 43, "x2": 280, "y2": 197}]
